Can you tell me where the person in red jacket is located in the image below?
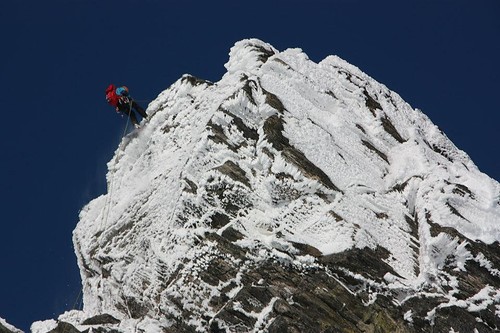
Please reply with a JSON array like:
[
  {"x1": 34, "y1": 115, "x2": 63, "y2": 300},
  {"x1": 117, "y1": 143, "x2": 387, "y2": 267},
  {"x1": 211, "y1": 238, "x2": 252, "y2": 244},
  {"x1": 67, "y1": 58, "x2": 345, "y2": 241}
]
[{"x1": 105, "y1": 84, "x2": 147, "y2": 128}]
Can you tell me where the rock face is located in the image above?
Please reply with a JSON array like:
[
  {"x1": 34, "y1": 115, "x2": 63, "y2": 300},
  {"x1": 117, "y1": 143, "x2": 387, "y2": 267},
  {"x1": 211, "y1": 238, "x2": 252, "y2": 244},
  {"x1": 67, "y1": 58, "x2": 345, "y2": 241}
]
[{"x1": 37, "y1": 39, "x2": 500, "y2": 332}]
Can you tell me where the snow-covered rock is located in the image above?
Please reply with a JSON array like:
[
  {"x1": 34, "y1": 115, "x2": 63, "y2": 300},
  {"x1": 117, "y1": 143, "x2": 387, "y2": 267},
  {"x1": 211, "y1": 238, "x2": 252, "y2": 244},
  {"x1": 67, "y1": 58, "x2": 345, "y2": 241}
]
[
  {"x1": 0, "y1": 317, "x2": 23, "y2": 333},
  {"x1": 42, "y1": 39, "x2": 500, "y2": 332}
]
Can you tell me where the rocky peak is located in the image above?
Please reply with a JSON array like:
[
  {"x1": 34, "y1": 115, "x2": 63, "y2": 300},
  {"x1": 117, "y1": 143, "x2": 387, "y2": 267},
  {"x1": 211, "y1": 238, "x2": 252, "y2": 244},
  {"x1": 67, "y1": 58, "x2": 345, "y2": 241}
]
[
  {"x1": 224, "y1": 39, "x2": 277, "y2": 75},
  {"x1": 33, "y1": 39, "x2": 500, "y2": 332}
]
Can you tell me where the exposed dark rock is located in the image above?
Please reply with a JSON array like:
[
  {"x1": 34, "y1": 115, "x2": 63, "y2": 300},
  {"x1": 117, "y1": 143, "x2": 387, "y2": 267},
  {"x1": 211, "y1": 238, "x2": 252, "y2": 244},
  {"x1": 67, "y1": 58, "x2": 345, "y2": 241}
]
[
  {"x1": 426, "y1": 210, "x2": 471, "y2": 242},
  {"x1": 290, "y1": 241, "x2": 322, "y2": 257},
  {"x1": 433, "y1": 306, "x2": 493, "y2": 333},
  {"x1": 272, "y1": 58, "x2": 294, "y2": 70},
  {"x1": 205, "y1": 232, "x2": 247, "y2": 260},
  {"x1": 455, "y1": 259, "x2": 500, "y2": 299},
  {"x1": 263, "y1": 89, "x2": 286, "y2": 113},
  {"x1": 427, "y1": 218, "x2": 465, "y2": 241},
  {"x1": 270, "y1": 176, "x2": 301, "y2": 204},
  {"x1": 241, "y1": 79, "x2": 258, "y2": 105},
  {"x1": 181, "y1": 74, "x2": 213, "y2": 87},
  {"x1": 275, "y1": 172, "x2": 294, "y2": 181},
  {"x1": 375, "y1": 212, "x2": 389, "y2": 219},
  {"x1": 340, "y1": 70, "x2": 364, "y2": 88},
  {"x1": 405, "y1": 214, "x2": 421, "y2": 276},
  {"x1": 199, "y1": 256, "x2": 240, "y2": 286},
  {"x1": 248, "y1": 43, "x2": 275, "y2": 63},
  {"x1": 123, "y1": 296, "x2": 149, "y2": 319},
  {"x1": 82, "y1": 314, "x2": 120, "y2": 326},
  {"x1": 282, "y1": 147, "x2": 342, "y2": 192},
  {"x1": 268, "y1": 262, "x2": 407, "y2": 333},
  {"x1": 325, "y1": 90, "x2": 338, "y2": 100},
  {"x1": 405, "y1": 214, "x2": 419, "y2": 240},
  {"x1": 329, "y1": 210, "x2": 344, "y2": 222},
  {"x1": 48, "y1": 322, "x2": 85, "y2": 333},
  {"x1": 236, "y1": 285, "x2": 274, "y2": 313},
  {"x1": 215, "y1": 160, "x2": 251, "y2": 188},
  {"x1": 446, "y1": 201, "x2": 470, "y2": 221},
  {"x1": 220, "y1": 108, "x2": 259, "y2": 141},
  {"x1": 221, "y1": 226, "x2": 245, "y2": 242},
  {"x1": 363, "y1": 90, "x2": 407, "y2": 143},
  {"x1": 163, "y1": 321, "x2": 198, "y2": 333},
  {"x1": 178, "y1": 231, "x2": 419, "y2": 332},
  {"x1": 263, "y1": 114, "x2": 289, "y2": 151},
  {"x1": 209, "y1": 212, "x2": 231, "y2": 229},
  {"x1": 207, "y1": 179, "x2": 252, "y2": 215},
  {"x1": 390, "y1": 176, "x2": 423, "y2": 193},
  {"x1": 381, "y1": 115, "x2": 406, "y2": 143},
  {"x1": 320, "y1": 246, "x2": 402, "y2": 283},
  {"x1": 391, "y1": 179, "x2": 410, "y2": 193},
  {"x1": 363, "y1": 89, "x2": 382, "y2": 116},
  {"x1": 263, "y1": 114, "x2": 341, "y2": 192},
  {"x1": 162, "y1": 124, "x2": 175, "y2": 133},
  {"x1": 215, "y1": 306, "x2": 257, "y2": 332},
  {"x1": 355, "y1": 123, "x2": 366, "y2": 134},
  {"x1": 90, "y1": 328, "x2": 122, "y2": 333},
  {"x1": 446, "y1": 180, "x2": 475, "y2": 199},
  {"x1": 401, "y1": 295, "x2": 449, "y2": 332},
  {"x1": 208, "y1": 120, "x2": 239, "y2": 152},
  {"x1": 430, "y1": 143, "x2": 454, "y2": 163},
  {"x1": 468, "y1": 240, "x2": 500, "y2": 269},
  {"x1": 478, "y1": 303, "x2": 500, "y2": 331},
  {"x1": 183, "y1": 178, "x2": 198, "y2": 194},
  {"x1": 361, "y1": 139, "x2": 389, "y2": 163}
]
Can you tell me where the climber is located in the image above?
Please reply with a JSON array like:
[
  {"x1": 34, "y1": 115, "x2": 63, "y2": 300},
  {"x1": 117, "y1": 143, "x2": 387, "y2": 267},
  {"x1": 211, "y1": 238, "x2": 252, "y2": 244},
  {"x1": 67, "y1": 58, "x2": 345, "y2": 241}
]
[{"x1": 105, "y1": 84, "x2": 147, "y2": 128}]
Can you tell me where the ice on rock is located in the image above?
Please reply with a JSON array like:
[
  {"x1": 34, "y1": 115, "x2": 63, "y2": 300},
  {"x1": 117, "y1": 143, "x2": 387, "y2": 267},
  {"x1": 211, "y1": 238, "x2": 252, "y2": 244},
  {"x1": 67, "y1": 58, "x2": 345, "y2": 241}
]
[{"x1": 38, "y1": 39, "x2": 500, "y2": 333}]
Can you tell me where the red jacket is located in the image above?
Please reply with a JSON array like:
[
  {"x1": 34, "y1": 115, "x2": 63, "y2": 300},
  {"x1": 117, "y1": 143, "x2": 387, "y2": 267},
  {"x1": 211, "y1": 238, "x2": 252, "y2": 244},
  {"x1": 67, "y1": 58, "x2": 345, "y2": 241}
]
[{"x1": 105, "y1": 84, "x2": 121, "y2": 107}]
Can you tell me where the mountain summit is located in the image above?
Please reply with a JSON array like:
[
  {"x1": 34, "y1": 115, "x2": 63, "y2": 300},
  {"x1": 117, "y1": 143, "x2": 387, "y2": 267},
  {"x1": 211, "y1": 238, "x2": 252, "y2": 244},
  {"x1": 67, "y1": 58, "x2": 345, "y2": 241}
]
[{"x1": 33, "y1": 39, "x2": 500, "y2": 333}]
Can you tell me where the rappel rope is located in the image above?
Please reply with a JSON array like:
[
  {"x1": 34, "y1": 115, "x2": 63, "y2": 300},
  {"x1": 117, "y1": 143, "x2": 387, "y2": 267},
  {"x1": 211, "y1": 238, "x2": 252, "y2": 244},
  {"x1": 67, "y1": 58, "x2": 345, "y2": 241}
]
[
  {"x1": 59, "y1": 286, "x2": 84, "y2": 333},
  {"x1": 71, "y1": 288, "x2": 83, "y2": 311},
  {"x1": 60, "y1": 102, "x2": 133, "y2": 333},
  {"x1": 60, "y1": 97, "x2": 140, "y2": 333},
  {"x1": 99, "y1": 99, "x2": 133, "y2": 231}
]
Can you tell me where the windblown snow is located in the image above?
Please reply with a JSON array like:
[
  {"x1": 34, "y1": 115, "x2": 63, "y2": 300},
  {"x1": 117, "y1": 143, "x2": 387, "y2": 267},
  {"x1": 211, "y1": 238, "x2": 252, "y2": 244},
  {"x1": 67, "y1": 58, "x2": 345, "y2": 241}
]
[{"x1": 33, "y1": 39, "x2": 500, "y2": 332}]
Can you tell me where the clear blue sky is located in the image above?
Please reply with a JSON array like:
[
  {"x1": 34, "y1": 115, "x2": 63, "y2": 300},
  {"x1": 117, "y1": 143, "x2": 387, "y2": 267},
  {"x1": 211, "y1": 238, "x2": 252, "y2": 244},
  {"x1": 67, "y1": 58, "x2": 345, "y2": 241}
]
[{"x1": 0, "y1": 0, "x2": 498, "y2": 331}]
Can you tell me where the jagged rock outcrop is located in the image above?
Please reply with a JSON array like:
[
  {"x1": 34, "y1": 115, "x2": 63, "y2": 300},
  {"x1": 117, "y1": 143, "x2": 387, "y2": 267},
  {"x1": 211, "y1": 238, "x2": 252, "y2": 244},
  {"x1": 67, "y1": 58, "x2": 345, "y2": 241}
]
[{"x1": 34, "y1": 39, "x2": 500, "y2": 332}]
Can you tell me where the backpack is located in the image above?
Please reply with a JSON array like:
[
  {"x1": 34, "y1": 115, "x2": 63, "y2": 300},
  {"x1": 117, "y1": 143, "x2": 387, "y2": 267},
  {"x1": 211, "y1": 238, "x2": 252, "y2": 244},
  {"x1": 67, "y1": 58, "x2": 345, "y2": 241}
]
[{"x1": 105, "y1": 84, "x2": 120, "y2": 107}]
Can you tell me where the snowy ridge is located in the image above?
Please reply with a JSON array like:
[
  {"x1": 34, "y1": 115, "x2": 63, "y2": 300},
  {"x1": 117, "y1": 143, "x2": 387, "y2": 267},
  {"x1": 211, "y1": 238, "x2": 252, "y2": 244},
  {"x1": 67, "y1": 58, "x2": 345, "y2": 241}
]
[
  {"x1": 0, "y1": 317, "x2": 23, "y2": 333},
  {"x1": 36, "y1": 39, "x2": 500, "y2": 332}
]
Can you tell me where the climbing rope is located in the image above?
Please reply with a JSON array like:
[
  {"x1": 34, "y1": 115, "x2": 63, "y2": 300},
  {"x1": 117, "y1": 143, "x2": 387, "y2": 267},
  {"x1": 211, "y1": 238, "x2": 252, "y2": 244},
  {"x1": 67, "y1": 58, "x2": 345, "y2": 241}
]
[
  {"x1": 60, "y1": 286, "x2": 84, "y2": 333},
  {"x1": 60, "y1": 102, "x2": 134, "y2": 333},
  {"x1": 71, "y1": 287, "x2": 83, "y2": 311},
  {"x1": 99, "y1": 99, "x2": 133, "y2": 231},
  {"x1": 60, "y1": 98, "x2": 139, "y2": 333}
]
